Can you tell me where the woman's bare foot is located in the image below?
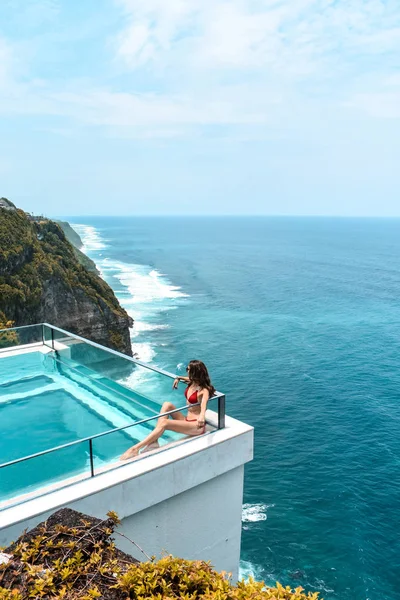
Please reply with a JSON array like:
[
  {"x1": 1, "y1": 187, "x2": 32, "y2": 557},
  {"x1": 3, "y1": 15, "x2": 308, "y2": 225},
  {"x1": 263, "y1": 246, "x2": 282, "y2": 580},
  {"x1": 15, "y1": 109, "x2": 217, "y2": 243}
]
[
  {"x1": 142, "y1": 441, "x2": 160, "y2": 454},
  {"x1": 120, "y1": 447, "x2": 139, "y2": 461}
]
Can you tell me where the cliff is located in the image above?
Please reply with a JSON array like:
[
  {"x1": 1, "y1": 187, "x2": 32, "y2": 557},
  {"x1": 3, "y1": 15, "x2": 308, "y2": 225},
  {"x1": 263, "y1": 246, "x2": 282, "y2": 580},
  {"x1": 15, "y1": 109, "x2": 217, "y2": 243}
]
[
  {"x1": 55, "y1": 220, "x2": 84, "y2": 249},
  {"x1": 55, "y1": 220, "x2": 100, "y2": 274},
  {"x1": 0, "y1": 200, "x2": 133, "y2": 355}
]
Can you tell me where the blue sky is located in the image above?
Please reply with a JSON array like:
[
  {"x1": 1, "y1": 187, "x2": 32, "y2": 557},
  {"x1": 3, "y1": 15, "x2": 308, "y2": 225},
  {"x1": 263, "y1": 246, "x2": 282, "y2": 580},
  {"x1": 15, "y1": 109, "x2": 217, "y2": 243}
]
[{"x1": 0, "y1": 0, "x2": 399, "y2": 216}]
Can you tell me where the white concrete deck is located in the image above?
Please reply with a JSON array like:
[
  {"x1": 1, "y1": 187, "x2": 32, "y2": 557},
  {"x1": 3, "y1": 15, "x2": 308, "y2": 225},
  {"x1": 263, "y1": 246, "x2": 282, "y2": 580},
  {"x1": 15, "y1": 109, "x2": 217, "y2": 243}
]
[{"x1": 0, "y1": 342, "x2": 52, "y2": 357}]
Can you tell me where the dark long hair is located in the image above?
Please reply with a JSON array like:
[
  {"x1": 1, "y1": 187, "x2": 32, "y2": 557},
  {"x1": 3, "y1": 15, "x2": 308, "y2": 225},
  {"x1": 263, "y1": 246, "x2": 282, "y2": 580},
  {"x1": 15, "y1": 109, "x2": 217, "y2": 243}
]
[{"x1": 187, "y1": 360, "x2": 215, "y2": 397}]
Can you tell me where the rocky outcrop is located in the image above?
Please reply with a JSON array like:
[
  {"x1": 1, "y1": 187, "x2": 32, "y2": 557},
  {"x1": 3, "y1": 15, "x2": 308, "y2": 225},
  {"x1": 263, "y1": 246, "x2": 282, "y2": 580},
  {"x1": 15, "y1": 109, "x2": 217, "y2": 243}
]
[
  {"x1": 55, "y1": 220, "x2": 84, "y2": 249},
  {"x1": 1, "y1": 508, "x2": 139, "y2": 599},
  {"x1": 55, "y1": 220, "x2": 100, "y2": 274},
  {"x1": 0, "y1": 197, "x2": 16, "y2": 210},
  {"x1": 0, "y1": 202, "x2": 133, "y2": 355}
]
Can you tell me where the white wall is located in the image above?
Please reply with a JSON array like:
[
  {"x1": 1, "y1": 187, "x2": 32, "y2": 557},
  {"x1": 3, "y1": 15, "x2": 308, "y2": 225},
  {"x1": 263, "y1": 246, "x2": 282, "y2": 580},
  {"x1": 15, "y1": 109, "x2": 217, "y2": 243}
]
[{"x1": 116, "y1": 466, "x2": 244, "y2": 580}]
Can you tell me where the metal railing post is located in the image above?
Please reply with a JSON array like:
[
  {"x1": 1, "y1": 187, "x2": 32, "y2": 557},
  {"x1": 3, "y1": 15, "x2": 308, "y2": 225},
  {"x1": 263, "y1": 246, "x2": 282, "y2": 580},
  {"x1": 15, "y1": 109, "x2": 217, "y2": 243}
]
[
  {"x1": 89, "y1": 439, "x2": 94, "y2": 477},
  {"x1": 51, "y1": 326, "x2": 54, "y2": 350},
  {"x1": 41, "y1": 324, "x2": 45, "y2": 346},
  {"x1": 218, "y1": 394, "x2": 226, "y2": 429}
]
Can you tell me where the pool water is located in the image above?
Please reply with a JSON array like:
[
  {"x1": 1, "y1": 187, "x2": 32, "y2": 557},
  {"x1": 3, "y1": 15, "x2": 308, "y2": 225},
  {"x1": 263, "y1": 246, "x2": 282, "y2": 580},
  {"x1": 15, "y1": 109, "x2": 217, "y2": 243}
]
[{"x1": 0, "y1": 350, "x2": 180, "y2": 503}]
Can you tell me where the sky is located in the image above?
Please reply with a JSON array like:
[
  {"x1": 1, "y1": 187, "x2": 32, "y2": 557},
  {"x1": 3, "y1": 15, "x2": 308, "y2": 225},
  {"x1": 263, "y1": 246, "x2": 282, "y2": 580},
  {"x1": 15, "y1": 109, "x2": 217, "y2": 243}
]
[{"x1": 0, "y1": 0, "x2": 399, "y2": 216}]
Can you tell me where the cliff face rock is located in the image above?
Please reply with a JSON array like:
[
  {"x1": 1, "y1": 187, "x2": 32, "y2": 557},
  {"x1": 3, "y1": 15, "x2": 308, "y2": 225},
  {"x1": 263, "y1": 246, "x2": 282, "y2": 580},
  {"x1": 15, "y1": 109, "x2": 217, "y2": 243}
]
[
  {"x1": 55, "y1": 220, "x2": 99, "y2": 274},
  {"x1": 0, "y1": 202, "x2": 133, "y2": 355},
  {"x1": 55, "y1": 220, "x2": 83, "y2": 249},
  {"x1": 0, "y1": 197, "x2": 16, "y2": 210}
]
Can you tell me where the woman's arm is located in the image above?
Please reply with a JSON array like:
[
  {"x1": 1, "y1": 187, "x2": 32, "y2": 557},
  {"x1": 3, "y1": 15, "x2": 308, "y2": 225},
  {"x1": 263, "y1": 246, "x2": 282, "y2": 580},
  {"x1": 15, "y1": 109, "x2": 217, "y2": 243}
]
[
  {"x1": 172, "y1": 375, "x2": 190, "y2": 389},
  {"x1": 197, "y1": 389, "x2": 210, "y2": 428}
]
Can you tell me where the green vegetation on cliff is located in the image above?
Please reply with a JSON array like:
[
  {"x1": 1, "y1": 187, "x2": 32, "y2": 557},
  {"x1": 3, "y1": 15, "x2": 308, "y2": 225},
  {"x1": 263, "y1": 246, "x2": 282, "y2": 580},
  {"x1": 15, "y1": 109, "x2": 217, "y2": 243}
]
[
  {"x1": 0, "y1": 310, "x2": 18, "y2": 348},
  {"x1": 0, "y1": 202, "x2": 132, "y2": 354},
  {"x1": 0, "y1": 508, "x2": 321, "y2": 600}
]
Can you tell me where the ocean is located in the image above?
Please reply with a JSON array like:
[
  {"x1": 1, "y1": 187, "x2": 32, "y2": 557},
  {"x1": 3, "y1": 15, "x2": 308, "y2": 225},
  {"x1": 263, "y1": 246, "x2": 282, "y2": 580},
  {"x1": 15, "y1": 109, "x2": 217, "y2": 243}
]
[{"x1": 67, "y1": 216, "x2": 400, "y2": 600}]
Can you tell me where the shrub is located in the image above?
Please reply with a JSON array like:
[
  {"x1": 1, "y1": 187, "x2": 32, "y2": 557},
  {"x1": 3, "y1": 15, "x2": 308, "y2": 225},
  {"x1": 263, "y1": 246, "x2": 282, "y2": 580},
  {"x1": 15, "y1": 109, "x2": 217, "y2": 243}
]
[
  {"x1": 116, "y1": 557, "x2": 321, "y2": 600},
  {"x1": 0, "y1": 312, "x2": 18, "y2": 348},
  {"x1": 0, "y1": 509, "x2": 321, "y2": 600}
]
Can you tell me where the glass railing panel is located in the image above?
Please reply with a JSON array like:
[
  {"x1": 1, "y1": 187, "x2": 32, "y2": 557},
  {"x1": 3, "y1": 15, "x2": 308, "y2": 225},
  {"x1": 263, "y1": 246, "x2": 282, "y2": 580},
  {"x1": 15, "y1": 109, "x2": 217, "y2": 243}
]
[
  {"x1": 0, "y1": 396, "x2": 222, "y2": 509},
  {"x1": 91, "y1": 420, "x2": 181, "y2": 473},
  {"x1": 0, "y1": 324, "x2": 43, "y2": 350},
  {"x1": 91, "y1": 398, "x2": 220, "y2": 473},
  {"x1": 43, "y1": 325, "x2": 182, "y2": 410},
  {"x1": 44, "y1": 325, "x2": 137, "y2": 381},
  {"x1": 92, "y1": 426, "x2": 139, "y2": 468},
  {"x1": 0, "y1": 441, "x2": 90, "y2": 508},
  {"x1": 43, "y1": 324, "x2": 224, "y2": 433}
]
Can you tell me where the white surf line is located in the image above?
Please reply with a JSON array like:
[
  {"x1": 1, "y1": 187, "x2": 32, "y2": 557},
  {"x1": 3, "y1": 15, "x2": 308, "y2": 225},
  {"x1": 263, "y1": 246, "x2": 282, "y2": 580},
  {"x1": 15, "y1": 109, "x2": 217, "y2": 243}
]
[
  {"x1": 70, "y1": 223, "x2": 106, "y2": 254},
  {"x1": 69, "y1": 221, "x2": 189, "y2": 367},
  {"x1": 99, "y1": 259, "x2": 187, "y2": 364}
]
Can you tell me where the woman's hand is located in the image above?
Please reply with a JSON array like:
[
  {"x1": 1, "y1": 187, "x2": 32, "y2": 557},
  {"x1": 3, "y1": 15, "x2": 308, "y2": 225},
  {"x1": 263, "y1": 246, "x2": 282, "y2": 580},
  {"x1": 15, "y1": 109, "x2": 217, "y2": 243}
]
[
  {"x1": 172, "y1": 378, "x2": 179, "y2": 389},
  {"x1": 197, "y1": 415, "x2": 205, "y2": 429}
]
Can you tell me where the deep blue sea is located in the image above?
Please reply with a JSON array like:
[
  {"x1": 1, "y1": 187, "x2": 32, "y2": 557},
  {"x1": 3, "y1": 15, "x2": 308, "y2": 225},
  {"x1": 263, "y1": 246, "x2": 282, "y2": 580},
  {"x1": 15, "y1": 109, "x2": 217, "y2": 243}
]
[{"x1": 66, "y1": 217, "x2": 400, "y2": 600}]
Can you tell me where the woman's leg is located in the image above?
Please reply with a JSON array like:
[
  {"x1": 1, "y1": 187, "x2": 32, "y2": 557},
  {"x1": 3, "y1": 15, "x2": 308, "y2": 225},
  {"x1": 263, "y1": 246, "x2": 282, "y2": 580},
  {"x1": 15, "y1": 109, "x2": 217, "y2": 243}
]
[
  {"x1": 157, "y1": 401, "x2": 184, "y2": 426},
  {"x1": 120, "y1": 418, "x2": 203, "y2": 460},
  {"x1": 145, "y1": 402, "x2": 185, "y2": 452},
  {"x1": 153, "y1": 401, "x2": 184, "y2": 448},
  {"x1": 120, "y1": 402, "x2": 185, "y2": 460}
]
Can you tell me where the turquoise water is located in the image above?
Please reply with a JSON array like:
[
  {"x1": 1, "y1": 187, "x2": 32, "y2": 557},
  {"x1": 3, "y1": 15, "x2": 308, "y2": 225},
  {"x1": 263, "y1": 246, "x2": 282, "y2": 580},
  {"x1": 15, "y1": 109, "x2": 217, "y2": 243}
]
[
  {"x1": 0, "y1": 350, "x2": 178, "y2": 501},
  {"x1": 69, "y1": 216, "x2": 400, "y2": 600}
]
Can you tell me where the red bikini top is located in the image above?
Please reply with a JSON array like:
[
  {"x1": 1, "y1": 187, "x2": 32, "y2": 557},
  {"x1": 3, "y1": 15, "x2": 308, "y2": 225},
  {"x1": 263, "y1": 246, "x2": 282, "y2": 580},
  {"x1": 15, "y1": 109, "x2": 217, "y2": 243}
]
[{"x1": 185, "y1": 387, "x2": 199, "y2": 404}]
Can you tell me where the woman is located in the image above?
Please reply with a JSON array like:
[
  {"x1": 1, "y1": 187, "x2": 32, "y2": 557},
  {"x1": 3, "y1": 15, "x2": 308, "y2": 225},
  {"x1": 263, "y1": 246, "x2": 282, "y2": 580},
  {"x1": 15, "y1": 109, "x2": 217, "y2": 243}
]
[{"x1": 120, "y1": 360, "x2": 215, "y2": 460}]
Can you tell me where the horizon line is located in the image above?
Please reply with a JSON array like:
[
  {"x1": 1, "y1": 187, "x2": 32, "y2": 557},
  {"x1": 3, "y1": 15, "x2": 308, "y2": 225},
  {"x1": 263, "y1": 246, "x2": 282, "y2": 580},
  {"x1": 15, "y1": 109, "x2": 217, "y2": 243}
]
[{"x1": 54, "y1": 214, "x2": 400, "y2": 219}]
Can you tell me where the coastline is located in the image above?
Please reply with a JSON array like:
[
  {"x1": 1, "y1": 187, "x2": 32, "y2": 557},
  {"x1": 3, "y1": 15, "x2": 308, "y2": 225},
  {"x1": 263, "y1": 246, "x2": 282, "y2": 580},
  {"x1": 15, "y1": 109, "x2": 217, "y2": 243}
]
[{"x1": 68, "y1": 222, "x2": 189, "y2": 365}]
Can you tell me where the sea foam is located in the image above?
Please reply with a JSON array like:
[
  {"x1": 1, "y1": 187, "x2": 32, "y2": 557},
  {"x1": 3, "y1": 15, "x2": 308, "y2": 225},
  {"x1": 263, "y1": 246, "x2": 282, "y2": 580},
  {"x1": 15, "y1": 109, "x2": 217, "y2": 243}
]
[
  {"x1": 242, "y1": 503, "x2": 273, "y2": 523},
  {"x1": 72, "y1": 224, "x2": 107, "y2": 253},
  {"x1": 110, "y1": 260, "x2": 189, "y2": 304},
  {"x1": 239, "y1": 559, "x2": 272, "y2": 583},
  {"x1": 69, "y1": 223, "x2": 188, "y2": 366}
]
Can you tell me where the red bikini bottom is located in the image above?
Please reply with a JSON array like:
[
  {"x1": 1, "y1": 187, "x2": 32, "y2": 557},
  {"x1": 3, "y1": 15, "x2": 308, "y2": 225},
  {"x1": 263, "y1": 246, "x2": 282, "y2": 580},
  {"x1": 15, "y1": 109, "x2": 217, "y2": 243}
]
[{"x1": 185, "y1": 417, "x2": 205, "y2": 434}]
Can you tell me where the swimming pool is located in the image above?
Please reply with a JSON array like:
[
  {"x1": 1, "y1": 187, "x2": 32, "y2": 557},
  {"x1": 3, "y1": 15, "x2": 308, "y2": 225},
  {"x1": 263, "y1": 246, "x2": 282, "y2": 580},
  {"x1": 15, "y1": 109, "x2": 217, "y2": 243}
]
[{"x1": 0, "y1": 349, "x2": 181, "y2": 504}]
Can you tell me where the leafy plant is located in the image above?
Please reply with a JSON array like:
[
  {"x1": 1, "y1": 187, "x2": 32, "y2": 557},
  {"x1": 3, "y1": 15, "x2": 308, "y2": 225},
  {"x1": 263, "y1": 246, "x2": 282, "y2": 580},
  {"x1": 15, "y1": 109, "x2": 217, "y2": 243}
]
[
  {"x1": 0, "y1": 509, "x2": 322, "y2": 600},
  {"x1": 0, "y1": 312, "x2": 18, "y2": 349},
  {"x1": 116, "y1": 556, "x2": 321, "y2": 600}
]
